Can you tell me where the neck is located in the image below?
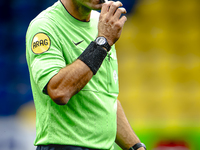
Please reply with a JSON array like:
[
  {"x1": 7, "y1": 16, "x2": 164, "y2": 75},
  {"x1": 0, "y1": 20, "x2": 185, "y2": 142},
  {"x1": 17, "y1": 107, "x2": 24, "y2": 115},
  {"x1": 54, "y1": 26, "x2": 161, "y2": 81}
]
[{"x1": 61, "y1": 0, "x2": 91, "y2": 22}]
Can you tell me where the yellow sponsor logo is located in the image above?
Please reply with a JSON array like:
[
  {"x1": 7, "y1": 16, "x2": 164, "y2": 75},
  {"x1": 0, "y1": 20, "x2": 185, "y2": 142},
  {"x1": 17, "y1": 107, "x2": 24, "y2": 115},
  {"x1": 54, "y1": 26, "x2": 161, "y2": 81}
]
[{"x1": 31, "y1": 33, "x2": 51, "y2": 54}]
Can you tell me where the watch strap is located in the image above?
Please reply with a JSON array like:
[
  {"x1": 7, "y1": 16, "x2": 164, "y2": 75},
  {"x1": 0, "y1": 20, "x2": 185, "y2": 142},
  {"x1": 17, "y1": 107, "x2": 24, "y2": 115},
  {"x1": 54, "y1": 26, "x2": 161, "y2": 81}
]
[
  {"x1": 129, "y1": 143, "x2": 146, "y2": 150},
  {"x1": 102, "y1": 40, "x2": 111, "y2": 52}
]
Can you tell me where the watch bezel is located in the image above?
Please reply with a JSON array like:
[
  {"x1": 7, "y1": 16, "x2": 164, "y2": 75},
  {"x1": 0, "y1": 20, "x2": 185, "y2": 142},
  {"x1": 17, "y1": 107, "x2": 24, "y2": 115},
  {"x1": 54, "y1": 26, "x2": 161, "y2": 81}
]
[
  {"x1": 95, "y1": 36, "x2": 111, "y2": 52},
  {"x1": 95, "y1": 37, "x2": 107, "y2": 45}
]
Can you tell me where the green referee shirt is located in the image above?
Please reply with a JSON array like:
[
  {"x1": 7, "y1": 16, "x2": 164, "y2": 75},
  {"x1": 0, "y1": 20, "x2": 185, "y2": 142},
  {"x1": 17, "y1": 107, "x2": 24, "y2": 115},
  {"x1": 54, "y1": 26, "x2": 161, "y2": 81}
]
[{"x1": 26, "y1": 1, "x2": 119, "y2": 149}]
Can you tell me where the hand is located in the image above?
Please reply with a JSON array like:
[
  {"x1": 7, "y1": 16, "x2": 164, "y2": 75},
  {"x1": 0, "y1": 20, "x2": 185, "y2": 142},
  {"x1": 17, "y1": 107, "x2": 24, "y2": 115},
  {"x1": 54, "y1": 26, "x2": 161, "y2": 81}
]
[{"x1": 98, "y1": 1, "x2": 127, "y2": 46}]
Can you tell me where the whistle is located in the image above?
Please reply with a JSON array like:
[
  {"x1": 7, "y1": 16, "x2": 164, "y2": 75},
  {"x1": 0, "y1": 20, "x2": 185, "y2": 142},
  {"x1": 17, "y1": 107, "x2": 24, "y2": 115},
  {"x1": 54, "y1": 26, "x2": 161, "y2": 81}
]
[{"x1": 100, "y1": 0, "x2": 108, "y2": 3}]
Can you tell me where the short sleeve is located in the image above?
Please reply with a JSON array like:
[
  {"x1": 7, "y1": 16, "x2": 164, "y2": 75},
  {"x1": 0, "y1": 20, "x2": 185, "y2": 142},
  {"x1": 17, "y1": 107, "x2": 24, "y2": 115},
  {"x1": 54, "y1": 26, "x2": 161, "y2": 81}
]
[{"x1": 26, "y1": 17, "x2": 66, "y2": 94}]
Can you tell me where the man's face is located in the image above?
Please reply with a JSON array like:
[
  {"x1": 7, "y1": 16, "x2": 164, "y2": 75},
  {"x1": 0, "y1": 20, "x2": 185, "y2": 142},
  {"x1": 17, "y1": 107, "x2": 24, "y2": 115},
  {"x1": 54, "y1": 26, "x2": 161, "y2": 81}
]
[{"x1": 74, "y1": 0, "x2": 103, "y2": 10}]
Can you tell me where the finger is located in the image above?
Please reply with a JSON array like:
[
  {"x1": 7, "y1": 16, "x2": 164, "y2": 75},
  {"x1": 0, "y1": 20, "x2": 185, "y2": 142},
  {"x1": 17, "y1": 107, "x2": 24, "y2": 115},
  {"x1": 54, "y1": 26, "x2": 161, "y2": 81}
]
[
  {"x1": 107, "y1": 1, "x2": 123, "y2": 17},
  {"x1": 101, "y1": 1, "x2": 114, "y2": 14},
  {"x1": 119, "y1": 15, "x2": 127, "y2": 26},
  {"x1": 115, "y1": 16, "x2": 127, "y2": 30},
  {"x1": 113, "y1": 7, "x2": 127, "y2": 20}
]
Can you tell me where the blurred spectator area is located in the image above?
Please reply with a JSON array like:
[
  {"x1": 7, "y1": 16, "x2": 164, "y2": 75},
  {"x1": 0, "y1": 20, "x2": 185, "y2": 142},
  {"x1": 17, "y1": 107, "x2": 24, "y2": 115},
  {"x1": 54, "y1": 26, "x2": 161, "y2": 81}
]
[
  {"x1": 116, "y1": 0, "x2": 200, "y2": 149},
  {"x1": 117, "y1": 0, "x2": 200, "y2": 123},
  {"x1": 0, "y1": 0, "x2": 60, "y2": 116}
]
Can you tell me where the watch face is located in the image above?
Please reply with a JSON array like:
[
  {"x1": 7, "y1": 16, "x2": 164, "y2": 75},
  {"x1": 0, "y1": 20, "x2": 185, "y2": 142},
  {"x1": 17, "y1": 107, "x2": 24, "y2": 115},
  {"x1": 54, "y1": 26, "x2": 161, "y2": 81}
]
[{"x1": 96, "y1": 37, "x2": 106, "y2": 45}]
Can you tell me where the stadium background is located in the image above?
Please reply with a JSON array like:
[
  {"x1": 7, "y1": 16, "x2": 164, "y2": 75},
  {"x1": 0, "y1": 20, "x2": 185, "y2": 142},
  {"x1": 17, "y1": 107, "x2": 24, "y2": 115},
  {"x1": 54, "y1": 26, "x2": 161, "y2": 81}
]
[{"x1": 0, "y1": 0, "x2": 200, "y2": 149}]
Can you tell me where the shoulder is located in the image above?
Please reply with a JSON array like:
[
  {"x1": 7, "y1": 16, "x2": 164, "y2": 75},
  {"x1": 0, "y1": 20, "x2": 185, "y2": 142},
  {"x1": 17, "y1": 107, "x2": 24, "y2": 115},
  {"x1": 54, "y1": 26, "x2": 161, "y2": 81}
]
[
  {"x1": 26, "y1": 3, "x2": 61, "y2": 54},
  {"x1": 26, "y1": 17, "x2": 54, "y2": 45},
  {"x1": 27, "y1": 1, "x2": 60, "y2": 33}
]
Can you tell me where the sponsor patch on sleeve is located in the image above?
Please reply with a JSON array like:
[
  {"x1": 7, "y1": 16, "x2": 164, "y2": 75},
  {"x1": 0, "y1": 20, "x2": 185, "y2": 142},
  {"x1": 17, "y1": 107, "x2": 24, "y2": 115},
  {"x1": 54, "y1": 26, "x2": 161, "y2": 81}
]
[{"x1": 31, "y1": 33, "x2": 51, "y2": 54}]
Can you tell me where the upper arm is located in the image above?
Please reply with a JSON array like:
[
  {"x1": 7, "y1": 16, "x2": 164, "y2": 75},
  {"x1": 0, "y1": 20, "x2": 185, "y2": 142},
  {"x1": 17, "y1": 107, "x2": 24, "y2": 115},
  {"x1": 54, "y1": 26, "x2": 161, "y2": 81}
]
[{"x1": 26, "y1": 18, "x2": 66, "y2": 95}]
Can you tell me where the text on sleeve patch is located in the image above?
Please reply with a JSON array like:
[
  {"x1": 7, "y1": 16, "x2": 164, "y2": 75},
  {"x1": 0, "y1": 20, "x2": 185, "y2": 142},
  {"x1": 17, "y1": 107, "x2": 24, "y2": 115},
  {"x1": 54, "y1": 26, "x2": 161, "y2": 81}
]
[{"x1": 31, "y1": 33, "x2": 51, "y2": 54}]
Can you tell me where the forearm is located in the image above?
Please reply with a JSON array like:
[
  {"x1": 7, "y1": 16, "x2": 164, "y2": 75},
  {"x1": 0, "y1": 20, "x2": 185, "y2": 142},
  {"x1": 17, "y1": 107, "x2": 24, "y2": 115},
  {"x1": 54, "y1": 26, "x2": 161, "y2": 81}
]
[
  {"x1": 46, "y1": 1, "x2": 127, "y2": 105},
  {"x1": 47, "y1": 40, "x2": 109, "y2": 105},
  {"x1": 47, "y1": 59, "x2": 93, "y2": 105},
  {"x1": 116, "y1": 100, "x2": 145, "y2": 150}
]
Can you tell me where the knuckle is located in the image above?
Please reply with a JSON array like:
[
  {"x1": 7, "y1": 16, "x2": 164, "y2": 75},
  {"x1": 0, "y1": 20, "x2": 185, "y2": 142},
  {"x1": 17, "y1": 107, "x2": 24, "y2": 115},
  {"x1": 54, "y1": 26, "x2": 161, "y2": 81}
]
[
  {"x1": 102, "y1": 2, "x2": 108, "y2": 7},
  {"x1": 115, "y1": 22, "x2": 122, "y2": 28},
  {"x1": 104, "y1": 17, "x2": 109, "y2": 23},
  {"x1": 116, "y1": 8, "x2": 122, "y2": 14},
  {"x1": 114, "y1": 1, "x2": 122, "y2": 7},
  {"x1": 110, "y1": 19, "x2": 115, "y2": 25},
  {"x1": 112, "y1": 3, "x2": 118, "y2": 8},
  {"x1": 121, "y1": 16, "x2": 127, "y2": 22},
  {"x1": 109, "y1": 1, "x2": 114, "y2": 4},
  {"x1": 104, "y1": 1, "x2": 113, "y2": 7},
  {"x1": 118, "y1": 8, "x2": 126, "y2": 14}
]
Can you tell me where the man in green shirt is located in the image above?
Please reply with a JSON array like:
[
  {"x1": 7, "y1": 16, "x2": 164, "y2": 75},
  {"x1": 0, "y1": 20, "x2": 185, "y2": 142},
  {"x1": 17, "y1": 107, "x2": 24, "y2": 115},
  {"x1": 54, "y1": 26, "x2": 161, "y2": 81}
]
[{"x1": 26, "y1": 0, "x2": 146, "y2": 150}]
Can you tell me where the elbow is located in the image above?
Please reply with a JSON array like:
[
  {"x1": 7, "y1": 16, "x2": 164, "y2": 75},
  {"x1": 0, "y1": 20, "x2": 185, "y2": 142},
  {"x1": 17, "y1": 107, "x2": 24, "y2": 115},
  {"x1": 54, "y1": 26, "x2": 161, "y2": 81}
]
[
  {"x1": 53, "y1": 95, "x2": 70, "y2": 105},
  {"x1": 48, "y1": 88, "x2": 71, "y2": 105}
]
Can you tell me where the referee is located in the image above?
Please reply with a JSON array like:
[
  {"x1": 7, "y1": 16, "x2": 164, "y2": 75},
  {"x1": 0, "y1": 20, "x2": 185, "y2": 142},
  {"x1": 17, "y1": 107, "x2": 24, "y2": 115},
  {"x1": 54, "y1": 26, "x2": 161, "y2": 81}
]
[{"x1": 26, "y1": 0, "x2": 146, "y2": 150}]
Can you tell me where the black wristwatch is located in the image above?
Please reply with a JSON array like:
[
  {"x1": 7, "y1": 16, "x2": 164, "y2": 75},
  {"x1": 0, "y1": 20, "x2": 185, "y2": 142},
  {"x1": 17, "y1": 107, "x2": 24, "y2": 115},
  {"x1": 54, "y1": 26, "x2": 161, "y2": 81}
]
[
  {"x1": 129, "y1": 143, "x2": 146, "y2": 150},
  {"x1": 95, "y1": 36, "x2": 111, "y2": 52}
]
